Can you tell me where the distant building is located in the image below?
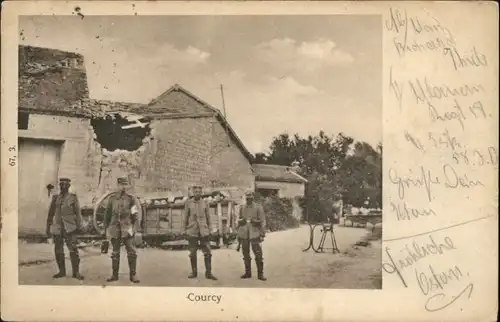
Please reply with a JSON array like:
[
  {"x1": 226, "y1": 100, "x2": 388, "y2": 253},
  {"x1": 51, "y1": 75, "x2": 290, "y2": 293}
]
[
  {"x1": 252, "y1": 164, "x2": 307, "y2": 222},
  {"x1": 18, "y1": 45, "x2": 255, "y2": 236},
  {"x1": 253, "y1": 164, "x2": 307, "y2": 199}
]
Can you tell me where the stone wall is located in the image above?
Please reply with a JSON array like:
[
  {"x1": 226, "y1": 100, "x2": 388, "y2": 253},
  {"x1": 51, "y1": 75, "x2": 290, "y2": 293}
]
[
  {"x1": 208, "y1": 118, "x2": 255, "y2": 190},
  {"x1": 19, "y1": 113, "x2": 255, "y2": 204},
  {"x1": 151, "y1": 117, "x2": 212, "y2": 194},
  {"x1": 19, "y1": 45, "x2": 89, "y2": 113}
]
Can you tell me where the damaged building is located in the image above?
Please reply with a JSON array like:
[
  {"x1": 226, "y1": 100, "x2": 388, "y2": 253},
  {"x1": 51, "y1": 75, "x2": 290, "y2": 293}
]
[{"x1": 18, "y1": 45, "x2": 255, "y2": 236}]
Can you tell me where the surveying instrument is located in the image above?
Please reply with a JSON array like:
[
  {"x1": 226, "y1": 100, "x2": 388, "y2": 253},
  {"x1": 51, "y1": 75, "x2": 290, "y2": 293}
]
[{"x1": 303, "y1": 216, "x2": 340, "y2": 254}]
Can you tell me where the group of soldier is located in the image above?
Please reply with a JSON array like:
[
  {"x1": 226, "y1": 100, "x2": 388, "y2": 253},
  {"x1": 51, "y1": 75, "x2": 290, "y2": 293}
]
[{"x1": 46, "y1": 177, "x2": 268, "y2": 283}]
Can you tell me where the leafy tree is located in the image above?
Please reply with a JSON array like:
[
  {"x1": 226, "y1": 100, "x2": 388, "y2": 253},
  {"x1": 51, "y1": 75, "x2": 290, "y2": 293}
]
[
  {"x1": 255, "y1": 132, "x2": 382, "y2": 222},
  {"x1": 254, "y1": 153, "x2": 268, "y2": 164}
]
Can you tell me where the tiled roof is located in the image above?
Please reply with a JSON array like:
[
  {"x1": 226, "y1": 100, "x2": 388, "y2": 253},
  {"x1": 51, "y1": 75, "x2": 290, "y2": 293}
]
[{"x1": 252, "y1": 164, "x2": 308, "y2": 184}]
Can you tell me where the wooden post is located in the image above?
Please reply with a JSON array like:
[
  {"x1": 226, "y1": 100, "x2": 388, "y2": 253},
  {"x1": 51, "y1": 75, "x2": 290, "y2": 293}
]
[
  {"x1": 156, "y1": 208, "x2": 160, "y2": 234},
  {"x1": 168, "y1": 207, "x2": 173, "y2": 231}
]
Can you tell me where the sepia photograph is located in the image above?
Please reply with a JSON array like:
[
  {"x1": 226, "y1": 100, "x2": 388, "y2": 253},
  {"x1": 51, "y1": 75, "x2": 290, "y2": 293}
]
[
  {"x1": 3, "y1": 2, "x2": 498, "y2": 321},
  {"x1": 17, "y1": 14, "x2": 382, "y2": 289}
]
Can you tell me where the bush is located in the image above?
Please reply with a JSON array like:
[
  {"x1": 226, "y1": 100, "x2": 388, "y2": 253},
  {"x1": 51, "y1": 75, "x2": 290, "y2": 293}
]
[{"x1": 261, "y1": 196, "x2": 300, "y2": 232}]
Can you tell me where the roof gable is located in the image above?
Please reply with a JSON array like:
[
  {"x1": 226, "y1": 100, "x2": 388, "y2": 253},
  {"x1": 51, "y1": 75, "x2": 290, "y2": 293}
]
[
  {"x1": 147, "y1": 84, "x2": 215, "y2": 115},
  {"x1": 253, "y1": 164, "x2": 308, "y2": 184},
  {"x1": 148, "y1": 84, "x2": 255, "y2": 163}
]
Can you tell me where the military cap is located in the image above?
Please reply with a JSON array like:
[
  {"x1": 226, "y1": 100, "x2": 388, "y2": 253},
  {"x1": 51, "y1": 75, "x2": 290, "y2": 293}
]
[
  {"x1": 244, "y1": 190, "x2": 255, "y2": 197},
  {"x1": 117, "y1": 177, "x2": 129, "y2": 184},
  {"x1": 59, "y1": 178, "x2": 71, "y2": 184},
  {"x1": 191, "y1": 184, "x2": 203, "y2": 189}
]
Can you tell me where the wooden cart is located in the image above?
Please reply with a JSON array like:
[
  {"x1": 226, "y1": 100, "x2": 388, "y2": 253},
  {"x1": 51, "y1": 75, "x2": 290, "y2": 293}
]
[
  {"x1": 88, "y1": 190, "x2": 240, "y2": 248},
  {"x1": 141, "y1": 194, "x2": 239, "y2": 247}
]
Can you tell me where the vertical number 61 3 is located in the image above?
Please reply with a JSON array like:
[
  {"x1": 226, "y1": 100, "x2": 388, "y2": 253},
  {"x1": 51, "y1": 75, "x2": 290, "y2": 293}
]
[{"x1": 8, "y1": 145, "x2": 16, "y2": 166}]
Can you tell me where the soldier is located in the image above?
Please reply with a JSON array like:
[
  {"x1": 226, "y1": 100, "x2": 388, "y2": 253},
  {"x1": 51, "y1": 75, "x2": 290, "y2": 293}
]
[
  {"x1": 46, "y1": 178, "x2": 84, "y2": 280},
  {"x1": 237, "y1": 191, "x2": 267, "y2": 281},
  {"x1": 183, "y1": 185, "x2": 217, "y2": 280},
  {"x1": 103, "y1": 177, "x2": 140, "y2": 283}
]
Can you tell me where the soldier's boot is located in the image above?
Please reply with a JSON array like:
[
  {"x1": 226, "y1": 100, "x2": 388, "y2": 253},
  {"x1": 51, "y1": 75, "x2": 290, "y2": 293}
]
[
  {"x1": 128, "y1": 255, "x2": 140, "y2": 284},
  {"x1": 188, "y1": 255, "x2": 197, "y2": 279},
  {"x1": 204, "y1": 255, "x2": 218, "y2": 280},
  {"x1": 52, "y1": 254, "x2": 66, "y2": 278},
  {"x1": 256, "y1": 260, "x2": 267, "y2": 281},
  {"x1": 240, "y1": 258, "x2": 252, "y2": 279},
  {"x1": 106, "y1": 257, "x2": 120, "y2": 282},
  {"x1": 70, "y1": 252, "x2": 84, "y2": 280}
]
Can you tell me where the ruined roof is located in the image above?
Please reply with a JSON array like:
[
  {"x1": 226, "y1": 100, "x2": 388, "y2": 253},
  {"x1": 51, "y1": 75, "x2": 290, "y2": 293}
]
[
  {"x1": 18, "y1": 45, "x2": 90, "y2": 115},
  {"x1": 253, "y1": 164, "x2": 308, "y2": 184},
  {"x1": 18, "y1": 46, "x2": 148, "y2": 118},
  {"x1": 81, "y1": 99, "x2": 147, "y2": 117},
  {"x1": 19, "y1": 45, "x2": 85, "y2": 69}
]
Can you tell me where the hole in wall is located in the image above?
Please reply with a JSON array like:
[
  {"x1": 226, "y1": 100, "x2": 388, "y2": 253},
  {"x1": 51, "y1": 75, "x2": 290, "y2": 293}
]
[{"x1": 90, "y1": 113, "x2": 151, "y2": 151}]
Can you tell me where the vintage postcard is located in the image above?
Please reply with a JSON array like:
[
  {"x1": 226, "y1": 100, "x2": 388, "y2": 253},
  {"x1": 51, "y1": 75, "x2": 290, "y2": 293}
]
[{"x1": 1, "y1": 1, "x2": 498, "y2": 321}]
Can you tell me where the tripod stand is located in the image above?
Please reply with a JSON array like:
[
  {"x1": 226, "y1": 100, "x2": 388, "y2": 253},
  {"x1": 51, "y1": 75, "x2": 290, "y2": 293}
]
[
  {"x1": 313, "y1": 222, "x2": 340, "y2": 253},
  {"x1": 302, "y1": 221, "x2": 340, "y2": 253}
]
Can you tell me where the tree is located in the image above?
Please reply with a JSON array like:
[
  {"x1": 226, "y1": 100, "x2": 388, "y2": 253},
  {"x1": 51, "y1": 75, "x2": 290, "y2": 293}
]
[
  {"x1": 254, "y1": 153, "x2": 269, "y2": 164},
  {"x1": 255, "y1": 132, "x2": 382, "y2": 221}
]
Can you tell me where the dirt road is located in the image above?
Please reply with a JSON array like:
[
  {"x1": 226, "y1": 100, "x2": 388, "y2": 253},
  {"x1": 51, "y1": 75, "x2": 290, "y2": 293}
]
[{"x1": 19, "y1": 225, "x2": 381, "y2": 289}]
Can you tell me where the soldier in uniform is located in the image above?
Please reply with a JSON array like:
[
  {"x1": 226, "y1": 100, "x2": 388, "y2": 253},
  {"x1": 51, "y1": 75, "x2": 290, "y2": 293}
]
[
  {"x1": 237, "y1": 191, "x2": 267, "y2": 281},
  {"x1": 183, "y1": 185, "x2": 217, "y2": 280},
  {"x1": 46, "y1": 178, "x2": 84, "y2": 280},
  {"x1": 103, "y1": 177, "x2": 140, "y2": 283}
]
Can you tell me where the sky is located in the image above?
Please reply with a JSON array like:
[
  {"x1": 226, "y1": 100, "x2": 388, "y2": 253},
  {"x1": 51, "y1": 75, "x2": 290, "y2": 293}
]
[{"x1": 19, "y1": 15, "x2": 382, "y2": 154}]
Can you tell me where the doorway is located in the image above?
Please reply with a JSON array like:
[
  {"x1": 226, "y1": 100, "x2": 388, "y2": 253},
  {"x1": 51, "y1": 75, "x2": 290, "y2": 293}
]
[{"x1": 18, "y1": 138, "x2": 63, "y2": 236}]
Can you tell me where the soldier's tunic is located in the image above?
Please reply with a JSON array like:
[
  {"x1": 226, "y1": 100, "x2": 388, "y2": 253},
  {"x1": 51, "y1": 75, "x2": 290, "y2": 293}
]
[
  {"x1": 46, "y1": 192, "x2": 82, "y2": 257},
  {"x1": 183, "y1": 198, "x2": 212, "y2": 257},
  {"x1": 237, "y1": 203, "x2": 266, "y2": 261},
  {"x1": 104, "y1": 192, "x2": 138, "y2": 260}
]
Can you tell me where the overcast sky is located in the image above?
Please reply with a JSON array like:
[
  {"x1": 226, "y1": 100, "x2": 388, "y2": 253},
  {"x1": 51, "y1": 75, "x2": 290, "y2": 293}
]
[{"x1": 19, "y1": 15, "x2": 382, "y2": 154}]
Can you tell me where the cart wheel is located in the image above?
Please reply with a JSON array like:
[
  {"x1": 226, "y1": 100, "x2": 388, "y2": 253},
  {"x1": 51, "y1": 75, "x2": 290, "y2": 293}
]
[
  {"x1": 311, "y1": 224, "x2": 325, "y2": 253},
  {"x1": 301, "y1": 223, "x2": 314, "y2": 252}
]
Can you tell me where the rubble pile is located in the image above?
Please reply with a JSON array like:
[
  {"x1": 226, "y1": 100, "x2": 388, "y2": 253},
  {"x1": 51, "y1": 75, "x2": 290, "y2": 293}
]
[{"x1": 89, "y1": 111, "x2": 156, "y2": 198}]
